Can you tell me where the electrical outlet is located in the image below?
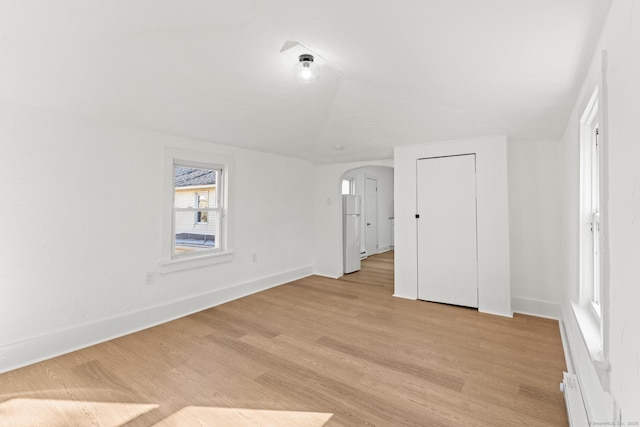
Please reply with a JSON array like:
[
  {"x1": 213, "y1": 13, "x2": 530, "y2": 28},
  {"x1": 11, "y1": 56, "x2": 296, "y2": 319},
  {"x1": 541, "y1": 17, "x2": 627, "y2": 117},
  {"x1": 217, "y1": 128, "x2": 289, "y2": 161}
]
[{"x1": 145, "y1": 272, "x2": 155, "y2": 286}]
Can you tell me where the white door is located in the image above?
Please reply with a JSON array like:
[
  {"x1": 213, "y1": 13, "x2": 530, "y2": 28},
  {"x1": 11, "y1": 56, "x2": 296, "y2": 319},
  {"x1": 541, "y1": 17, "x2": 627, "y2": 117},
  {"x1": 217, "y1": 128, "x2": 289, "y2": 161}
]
[
  {"x1": 417, "y1": 154, "x2": 478, "y2": 308},
  {"x1": 365, "y1": 177, "x2": 378, "y2": 256}
]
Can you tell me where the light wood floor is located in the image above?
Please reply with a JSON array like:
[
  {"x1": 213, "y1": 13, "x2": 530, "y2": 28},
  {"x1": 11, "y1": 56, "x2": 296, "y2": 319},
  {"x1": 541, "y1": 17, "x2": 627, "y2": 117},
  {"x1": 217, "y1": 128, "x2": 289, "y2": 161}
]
[{"x1": 0, "y1": 251, "x2": 568, "y2": 426}]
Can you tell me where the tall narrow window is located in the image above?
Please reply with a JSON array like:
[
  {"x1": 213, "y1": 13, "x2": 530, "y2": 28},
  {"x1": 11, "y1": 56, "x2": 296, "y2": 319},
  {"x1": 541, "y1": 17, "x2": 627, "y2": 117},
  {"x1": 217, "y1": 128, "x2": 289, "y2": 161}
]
[
  {"x1": 591, "y1": 125, "x2": 601, "y2": 314},
  {"x1": 580, "y1": 87, "x2": 602, "y2": 318},
  {"x1": 161, "y1": 148, "x2": 233, "y2": 272},
  {"x1": 173, "y1": 164, "x2": 222, "y2": 257},
  {"x1": 574, "y1": 64, "x2": 609, "y2": 386}
]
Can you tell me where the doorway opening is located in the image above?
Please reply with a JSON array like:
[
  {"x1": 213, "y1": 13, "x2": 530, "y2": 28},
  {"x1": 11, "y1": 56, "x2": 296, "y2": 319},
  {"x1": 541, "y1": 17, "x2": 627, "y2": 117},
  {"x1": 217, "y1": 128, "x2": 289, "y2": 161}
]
[
  {"x1": 339, "y1": 166, "x2": 394, "y2": 275},
  {"x1": 339, "y1": 251, "x2": 394, "y2": 292}
]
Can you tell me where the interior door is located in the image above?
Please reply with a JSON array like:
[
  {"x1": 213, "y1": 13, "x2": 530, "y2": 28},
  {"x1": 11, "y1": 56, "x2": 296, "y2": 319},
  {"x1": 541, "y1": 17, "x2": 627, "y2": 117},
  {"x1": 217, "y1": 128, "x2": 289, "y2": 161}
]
[
  {"x1": 365, "y1": 177, "x2": 378, "y2": 256},
  {"x1": 417, "y1": 154, "x2": 478, "y2": 308}
]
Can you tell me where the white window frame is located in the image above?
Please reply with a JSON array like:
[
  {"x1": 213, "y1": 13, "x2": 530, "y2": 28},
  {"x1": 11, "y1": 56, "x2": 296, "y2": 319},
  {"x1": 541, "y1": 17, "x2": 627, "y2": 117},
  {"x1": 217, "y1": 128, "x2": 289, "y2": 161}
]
[
  {"x1": 590, "y1": 124, "x2": 601, "y2": 317},
  {"x1": 574, "y1": 85, "x2": 610, "y2": 380},
  {"x1": 580, "y1": 87, "x2": 602, "y2": 317},
  {"x1": 341, "y1": 177, "x2": 355, "y2": 195},
  {"x1": 160, "y1": 148, "x2": 234, "y2": 273}
]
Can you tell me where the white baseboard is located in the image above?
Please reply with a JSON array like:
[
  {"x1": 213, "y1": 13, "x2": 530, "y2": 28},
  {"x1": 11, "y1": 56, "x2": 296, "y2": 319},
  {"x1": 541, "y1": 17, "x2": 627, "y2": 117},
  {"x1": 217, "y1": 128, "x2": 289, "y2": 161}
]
[
  {"x1": 0, "y1": 265, "x2": 313, "y2": 375},
  {"x1": 377, "y1": 245, "x2": 393, "y2": 254},
  {"x1": 479, "y1": 308, "x2": 514, "y2": 318},
  {"x1": 392, "y1": 292, "x2": 416, "y2": 300},
  {"x1": 314, "y1": 272, "x2": 342, "y2": 279},
  {"x1": 560, "y1": 302, "x2": 616, "y2": 422},
  {"x1": 512, "y1": 297, "x2": 561, "y2": 320},
  {"x1": 559, "y1": 320, "x2": 575, "y2": 374}
]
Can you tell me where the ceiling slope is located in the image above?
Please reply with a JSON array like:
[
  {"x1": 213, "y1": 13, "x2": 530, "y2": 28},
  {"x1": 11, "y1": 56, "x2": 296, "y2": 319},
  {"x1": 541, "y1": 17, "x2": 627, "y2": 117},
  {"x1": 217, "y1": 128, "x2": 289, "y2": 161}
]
[{"x1": 0, "y1": 0, "x2": 612, "y2": 163}]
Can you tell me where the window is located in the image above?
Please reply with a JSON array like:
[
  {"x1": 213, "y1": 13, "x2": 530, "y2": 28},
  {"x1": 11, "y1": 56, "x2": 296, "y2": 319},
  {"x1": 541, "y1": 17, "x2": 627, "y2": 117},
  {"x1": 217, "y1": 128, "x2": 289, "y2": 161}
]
[
  {"x1": 173, "y1": 165, "x2": 221, "y2": 256},
  {"x1": 342, "y1": 178, "x2": 354, "y2": 195},
  {"x1": 580, "y1": 87, "x2": 602, "y2": 317},
  {"x1": 161, "y1": 148, "x2": 233, "y2": 272},
  {"x1": 574, "y1": 86, "x2": 610, "y2": 377},
  {"x1": 591, "y1": 125, "x2": 601, "y2": 313}
]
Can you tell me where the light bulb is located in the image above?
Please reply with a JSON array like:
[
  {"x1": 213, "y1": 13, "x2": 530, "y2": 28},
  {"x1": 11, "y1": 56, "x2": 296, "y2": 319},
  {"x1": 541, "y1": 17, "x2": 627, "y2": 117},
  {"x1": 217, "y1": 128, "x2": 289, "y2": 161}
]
[
  {"x1": 300, "y1": 66, "x2": 312, "y2": 80},
  {"x1": 293, "y1": 54, "x2": 317, "y2": 84}
]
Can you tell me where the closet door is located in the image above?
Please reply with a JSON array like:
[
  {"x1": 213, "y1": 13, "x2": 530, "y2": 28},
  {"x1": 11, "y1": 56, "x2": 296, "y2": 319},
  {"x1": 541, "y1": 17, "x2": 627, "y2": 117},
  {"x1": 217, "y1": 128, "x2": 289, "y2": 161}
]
[{"x1": 417, "y1": 154, "x2": 478, "y2": 308}]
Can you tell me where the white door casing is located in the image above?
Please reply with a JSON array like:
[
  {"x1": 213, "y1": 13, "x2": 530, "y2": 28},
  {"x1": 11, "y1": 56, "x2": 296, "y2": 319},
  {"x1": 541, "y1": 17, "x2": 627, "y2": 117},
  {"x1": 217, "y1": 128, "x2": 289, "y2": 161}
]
[{"x1": 365, "y1": 177, "x2": 378, "y2": 256}]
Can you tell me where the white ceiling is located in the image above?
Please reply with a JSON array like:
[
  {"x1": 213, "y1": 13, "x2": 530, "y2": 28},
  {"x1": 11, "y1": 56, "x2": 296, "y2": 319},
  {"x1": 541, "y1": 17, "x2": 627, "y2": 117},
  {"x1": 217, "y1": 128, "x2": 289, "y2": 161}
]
[{"x1": 0, "y1": 0, "x2": 611, "y2": 164}]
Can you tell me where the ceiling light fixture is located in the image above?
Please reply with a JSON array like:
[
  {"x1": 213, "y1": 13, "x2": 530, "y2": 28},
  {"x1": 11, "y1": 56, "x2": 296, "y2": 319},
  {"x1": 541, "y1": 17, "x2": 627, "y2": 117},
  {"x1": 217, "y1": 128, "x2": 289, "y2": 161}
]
[{"x1": 293, "y1": 54, "x2": 317, "y2": 84}]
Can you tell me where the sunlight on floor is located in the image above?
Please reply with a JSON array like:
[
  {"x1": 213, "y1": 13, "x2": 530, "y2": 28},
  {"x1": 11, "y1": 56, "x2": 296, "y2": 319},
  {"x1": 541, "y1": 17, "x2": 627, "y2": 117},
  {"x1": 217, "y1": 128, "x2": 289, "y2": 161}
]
[
  {"x1": 0, "y1": 398, "x2": 334, "y2": 426},
  {"x1": 0, "y1": 398, "x2": 158, "y2": 426},
  {"x1": 153, "y1": 406, "x2": 333, "y2": 426}
]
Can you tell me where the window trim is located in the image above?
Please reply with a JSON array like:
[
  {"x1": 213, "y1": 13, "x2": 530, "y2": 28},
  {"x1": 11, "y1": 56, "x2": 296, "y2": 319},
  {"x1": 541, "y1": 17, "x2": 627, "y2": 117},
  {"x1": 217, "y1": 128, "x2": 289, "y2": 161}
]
[
  {"x1": 159, "y1": 147, "x2": 234, "y2": 274},
  {"x1": 579, "y1": 87, "x2": 601, "y2": 312},
  {"x1": 575, "y1": 84, "x2": 610, "y2": 386}
]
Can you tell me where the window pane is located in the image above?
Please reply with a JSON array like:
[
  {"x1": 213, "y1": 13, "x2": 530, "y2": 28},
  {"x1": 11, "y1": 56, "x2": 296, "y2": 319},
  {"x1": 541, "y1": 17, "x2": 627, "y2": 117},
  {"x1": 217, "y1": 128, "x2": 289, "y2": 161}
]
[
  {"x1": 196, "y1": 192, "x2": 209, "y2": 223},
  {"x1": 174, "y1": 166, "x2": 219, "y2": 208},
  {"x1": 174, "y1": 210, "x2": 219, "y2": 254},
  {"x1": 342, "y1": 179, "x2": 351, "y2": 195}
]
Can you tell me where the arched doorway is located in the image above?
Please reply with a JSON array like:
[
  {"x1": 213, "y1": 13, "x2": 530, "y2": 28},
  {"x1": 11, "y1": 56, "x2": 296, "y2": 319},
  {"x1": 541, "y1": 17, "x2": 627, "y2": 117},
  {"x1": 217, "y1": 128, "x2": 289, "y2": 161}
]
[{"x1": 340, "y1": 165, "x2": 394, "y2": 274}]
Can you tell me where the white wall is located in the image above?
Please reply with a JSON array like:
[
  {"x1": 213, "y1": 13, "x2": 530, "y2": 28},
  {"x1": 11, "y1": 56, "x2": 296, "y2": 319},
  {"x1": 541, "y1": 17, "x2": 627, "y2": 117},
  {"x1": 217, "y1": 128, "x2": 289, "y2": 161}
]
[
  {"x1": 0, "y1": 101, "x2": 315, "y2": 374},
  {"x1": 313, "y1": 160, "x2": 393, "y2": 278},
  {"x1": 394, "y1": 136, "x2": 511, "y2": 317},
  {"x1": 558, "y1": 0, "x2": 640, "y2": 422},
  {"x1": 342, "y1": 166, "x2": 394, "y2": 254},
  {"x1": 508, "y1": 139, "x2": 562, "y2": 319}
]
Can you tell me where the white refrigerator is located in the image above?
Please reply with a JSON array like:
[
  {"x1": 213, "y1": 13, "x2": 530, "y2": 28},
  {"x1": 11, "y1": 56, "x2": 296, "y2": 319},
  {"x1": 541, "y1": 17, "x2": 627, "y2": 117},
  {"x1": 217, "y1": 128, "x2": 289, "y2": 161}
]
[{"x1": 343, "y1": 194, "x2": 361, "y2": 274}]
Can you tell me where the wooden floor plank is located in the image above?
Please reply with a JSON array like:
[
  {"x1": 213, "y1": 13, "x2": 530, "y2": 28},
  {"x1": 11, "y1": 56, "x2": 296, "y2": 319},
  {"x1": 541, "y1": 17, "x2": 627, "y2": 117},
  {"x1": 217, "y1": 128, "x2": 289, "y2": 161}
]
[{"x1": 0, "y1": 251, "x2": 568, "y2": 426}]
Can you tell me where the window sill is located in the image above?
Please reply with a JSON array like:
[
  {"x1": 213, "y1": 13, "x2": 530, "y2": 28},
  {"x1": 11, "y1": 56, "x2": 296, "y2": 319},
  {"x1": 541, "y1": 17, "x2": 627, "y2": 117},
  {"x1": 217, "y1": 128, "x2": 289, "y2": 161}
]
[
  {"x1": 571, "y1": 301, "x2": 610, "y2": 372},
  {"x1": 159, "y1": 251, "x2": 234, "y2": 274}
]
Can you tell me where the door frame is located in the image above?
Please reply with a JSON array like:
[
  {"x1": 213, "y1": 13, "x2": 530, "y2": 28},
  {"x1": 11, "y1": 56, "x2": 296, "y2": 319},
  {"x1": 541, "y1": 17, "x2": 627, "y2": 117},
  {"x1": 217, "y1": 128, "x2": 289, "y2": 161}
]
[
  {"x1": 416, "y1": 153, "x2": 479, "y2": 308},
  {"x1": 393, "y1": 136, "x2": 511, "y2": 316},
  {"x1": 364, "y1": 175, "x2": 378, "y2": 257}
]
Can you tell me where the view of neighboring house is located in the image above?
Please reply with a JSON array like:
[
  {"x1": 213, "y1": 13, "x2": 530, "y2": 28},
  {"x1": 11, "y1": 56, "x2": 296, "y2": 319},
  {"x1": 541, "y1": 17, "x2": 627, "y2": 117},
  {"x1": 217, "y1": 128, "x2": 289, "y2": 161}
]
[{"x1": 174, "y1": 166, "x2": 217, "y2": 253}]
